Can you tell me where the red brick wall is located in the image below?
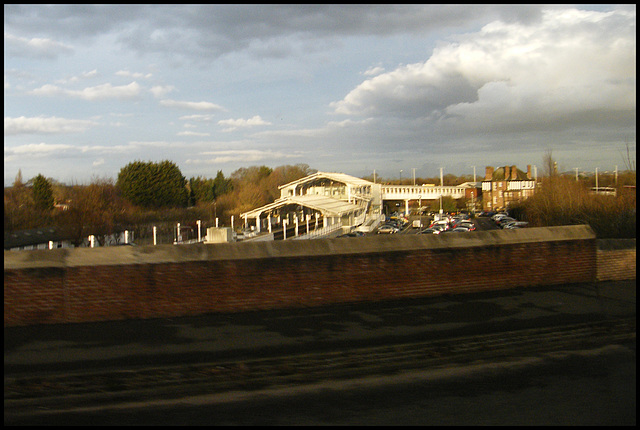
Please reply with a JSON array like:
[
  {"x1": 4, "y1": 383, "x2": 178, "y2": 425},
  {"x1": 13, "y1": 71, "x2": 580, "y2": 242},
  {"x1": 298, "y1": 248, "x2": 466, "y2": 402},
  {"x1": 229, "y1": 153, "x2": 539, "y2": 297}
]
[
  {"x1": 3, "y1": 226, "x2": 605, "y2": 327},
  {"x1": 596, "y1": 244, "x2": 636, "y2": 282}
]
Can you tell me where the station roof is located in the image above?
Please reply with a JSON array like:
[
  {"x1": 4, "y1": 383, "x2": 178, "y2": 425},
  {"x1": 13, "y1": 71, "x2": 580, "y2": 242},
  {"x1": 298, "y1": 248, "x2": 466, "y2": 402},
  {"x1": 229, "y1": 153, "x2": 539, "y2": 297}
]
[
  {"x1": 241, "y1": 194, "x2": 361, "y2": 219},
  {"x1": 278, "y1": 171, "x2": 374, "y2": 190}
]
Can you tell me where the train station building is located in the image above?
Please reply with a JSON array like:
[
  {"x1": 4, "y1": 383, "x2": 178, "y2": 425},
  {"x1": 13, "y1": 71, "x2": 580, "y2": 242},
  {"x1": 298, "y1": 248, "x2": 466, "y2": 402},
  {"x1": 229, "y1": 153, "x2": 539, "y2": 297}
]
[{"x1": 240, "y1": 172, "x2": 384, "y2": 238}]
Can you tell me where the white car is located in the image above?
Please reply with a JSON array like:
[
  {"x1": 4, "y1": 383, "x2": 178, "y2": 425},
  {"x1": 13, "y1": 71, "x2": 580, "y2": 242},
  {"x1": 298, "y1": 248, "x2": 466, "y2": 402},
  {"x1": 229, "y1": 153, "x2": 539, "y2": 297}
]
[
  {"x1": 491, "y1": 213, "x2": 509, "y2": 222},
  {"x1": 503, "y1": 221, "x2": 529, "y2": 229},
  {"x1": 377, "y1": 224, "x2": 399, "y2": 234}
]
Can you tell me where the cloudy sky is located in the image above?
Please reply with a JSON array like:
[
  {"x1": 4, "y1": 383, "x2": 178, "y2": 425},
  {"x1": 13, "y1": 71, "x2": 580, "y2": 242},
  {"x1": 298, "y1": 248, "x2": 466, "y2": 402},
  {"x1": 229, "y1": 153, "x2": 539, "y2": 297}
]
[{"x1": 4, "y1": 4, "x2": 636, "y2": 185}]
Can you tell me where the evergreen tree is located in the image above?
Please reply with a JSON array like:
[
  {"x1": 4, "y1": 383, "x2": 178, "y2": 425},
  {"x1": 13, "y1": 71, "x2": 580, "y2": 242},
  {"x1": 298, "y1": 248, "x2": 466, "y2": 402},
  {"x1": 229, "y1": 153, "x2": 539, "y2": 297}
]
[
  {"x1": 116, "y1": 160, "x2": 188, "y2": 208},
  {"x1": 31, "y1": 174, "x2": 54, "y2": 211},
  {"x1": 188, "y1": 176, "x2": 217, "y2": 204},
  {"x1": 212, "y1": 170, "x2": 232, "y2": 199}
]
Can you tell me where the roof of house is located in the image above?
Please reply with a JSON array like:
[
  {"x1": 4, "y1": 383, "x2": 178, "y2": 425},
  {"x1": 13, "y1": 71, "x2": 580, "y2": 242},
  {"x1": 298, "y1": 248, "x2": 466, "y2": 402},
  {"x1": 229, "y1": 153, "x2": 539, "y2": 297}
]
[
  {"x1": 486, "y1": 166, "x2": 530, "y2": 181},
  {"x1": 4, "y1": 227, "x2": 73, "y2": 249}
]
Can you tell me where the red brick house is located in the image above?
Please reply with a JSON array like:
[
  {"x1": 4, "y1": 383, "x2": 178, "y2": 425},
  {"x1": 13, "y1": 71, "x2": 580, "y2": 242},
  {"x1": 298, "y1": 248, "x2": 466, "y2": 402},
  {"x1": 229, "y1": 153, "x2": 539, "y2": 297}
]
[{"x1": 481, "y1": 165, "x2": 536, "y2": 211}]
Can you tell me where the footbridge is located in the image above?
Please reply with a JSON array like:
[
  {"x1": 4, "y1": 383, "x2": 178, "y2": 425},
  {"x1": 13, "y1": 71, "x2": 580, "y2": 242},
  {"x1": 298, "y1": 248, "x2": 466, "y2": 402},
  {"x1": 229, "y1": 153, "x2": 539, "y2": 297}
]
[{"x1": 381, "y1": 184, "x2": 473, "y2": 213}]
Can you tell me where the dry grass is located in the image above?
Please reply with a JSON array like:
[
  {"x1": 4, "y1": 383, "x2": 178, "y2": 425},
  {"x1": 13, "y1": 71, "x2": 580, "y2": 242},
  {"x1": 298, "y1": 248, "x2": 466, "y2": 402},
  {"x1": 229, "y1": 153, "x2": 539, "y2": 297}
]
[{"x1": 510, "y1": 176, "x2": 636, "y2": 239}]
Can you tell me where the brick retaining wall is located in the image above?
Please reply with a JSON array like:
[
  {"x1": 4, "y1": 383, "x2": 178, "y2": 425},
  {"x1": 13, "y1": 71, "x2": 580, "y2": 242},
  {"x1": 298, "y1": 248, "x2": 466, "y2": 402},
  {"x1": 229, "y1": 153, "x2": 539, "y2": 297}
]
[
  {"x1": 596, "y1": 239, "x2": 636, "y2": 282},
  {"x1": 3, "y1": 225, "x2": 615, "y2": 327}
]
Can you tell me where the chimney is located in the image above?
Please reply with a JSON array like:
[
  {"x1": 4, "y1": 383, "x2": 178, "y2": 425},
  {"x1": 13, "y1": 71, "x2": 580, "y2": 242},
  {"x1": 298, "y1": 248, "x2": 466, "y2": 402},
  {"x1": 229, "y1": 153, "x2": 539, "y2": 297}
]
[
  {"x1": 511, "y1": 165, "x2": 518, "y2": 180},
  {"x1": 485, "y1": 166, "x2": 494, "y2": 181},
  {"x1": 526, "y1": 165, "x2": 532, "y2": 179}
]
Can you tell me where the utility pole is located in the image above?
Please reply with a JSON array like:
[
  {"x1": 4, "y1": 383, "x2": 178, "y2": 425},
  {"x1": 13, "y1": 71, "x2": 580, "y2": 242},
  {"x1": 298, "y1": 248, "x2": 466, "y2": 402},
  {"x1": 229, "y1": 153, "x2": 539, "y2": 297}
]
[{"x1": 439, "y1": 167, "x2": 444, "y2": 215}]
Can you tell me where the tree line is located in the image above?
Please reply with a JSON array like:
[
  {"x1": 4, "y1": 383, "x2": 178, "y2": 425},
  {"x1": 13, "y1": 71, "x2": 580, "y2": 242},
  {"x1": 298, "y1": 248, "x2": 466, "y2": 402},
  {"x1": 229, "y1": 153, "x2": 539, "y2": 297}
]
[
  {"x1": 4, "y1": 161, "x2": 315, "y2": 245},
  {"x1": 4, "y1": 157, "x2": 636, "y2": 243}
]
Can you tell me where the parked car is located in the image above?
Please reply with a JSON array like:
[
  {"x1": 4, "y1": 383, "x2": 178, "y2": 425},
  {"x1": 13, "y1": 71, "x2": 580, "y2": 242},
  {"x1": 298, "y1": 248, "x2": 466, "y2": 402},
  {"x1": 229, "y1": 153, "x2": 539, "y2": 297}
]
[
  {"x1": 377, "y1": 224, "x2": 399, "y2": 234},
  {"x1": 451, "y1": 227, "x2": 471, "y2": 232},
  {"x1": 337, "y1": 231, "x2": 366, "y2": 238},
  {"x1": 429, "y1": 220, "x2": 450, "y2": 230},
  {"x1": 451, "y1": 213, "x2": 470, "y2": 222},
  {"x1": 497, "y1": 217, "x2": 516, "y2": 228},
  {"x1": 503, "y1": 221, "x2": 529, "y2": 229},
  {"x1": 419, "y1": 225, "x2": 451, "y2": 234},
  {"x1": 451, "y1": 218, "x2": 475, "y2": 229},
  {"x1": 429, "y1": 224, "x2": 450, "y2": 234},
  {"x1": 455, "y1": 221, "x2": 476, "y2": 231},
  {"x1": 477, "y1": 210, "x2": 495, "y2": 217},
  {"x1": 492, "y1": 213, "x2": 509, "y2": 222}
]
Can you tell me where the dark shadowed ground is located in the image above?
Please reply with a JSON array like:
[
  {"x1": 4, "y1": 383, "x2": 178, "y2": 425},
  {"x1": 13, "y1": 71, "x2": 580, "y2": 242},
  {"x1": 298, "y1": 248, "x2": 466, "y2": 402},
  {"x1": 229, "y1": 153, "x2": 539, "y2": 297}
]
[{"x1": 5, "y1": 280, "x2": 636, "y2": 425}]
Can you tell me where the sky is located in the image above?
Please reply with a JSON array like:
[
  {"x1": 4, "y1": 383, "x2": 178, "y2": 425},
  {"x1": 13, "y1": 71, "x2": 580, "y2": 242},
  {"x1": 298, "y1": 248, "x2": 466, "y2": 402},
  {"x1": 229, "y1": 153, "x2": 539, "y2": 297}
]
[{"x1": 4, "y1": 4, "x2": 636, "y2": 186}]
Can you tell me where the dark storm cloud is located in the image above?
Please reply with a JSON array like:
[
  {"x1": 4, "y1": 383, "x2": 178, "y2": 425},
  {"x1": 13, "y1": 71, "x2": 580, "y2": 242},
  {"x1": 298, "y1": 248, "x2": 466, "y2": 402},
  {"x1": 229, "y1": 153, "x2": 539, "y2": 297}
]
[{"x1": 4, "y1": 4, "x2": 545, "y2": 61}]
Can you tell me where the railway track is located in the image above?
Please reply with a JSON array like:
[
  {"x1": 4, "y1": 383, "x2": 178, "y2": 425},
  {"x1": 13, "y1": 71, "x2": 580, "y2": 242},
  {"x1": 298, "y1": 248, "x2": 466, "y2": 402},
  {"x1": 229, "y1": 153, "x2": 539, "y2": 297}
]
[{"x1": 4, "y1": 317, "x2": 635, "y2": 416}]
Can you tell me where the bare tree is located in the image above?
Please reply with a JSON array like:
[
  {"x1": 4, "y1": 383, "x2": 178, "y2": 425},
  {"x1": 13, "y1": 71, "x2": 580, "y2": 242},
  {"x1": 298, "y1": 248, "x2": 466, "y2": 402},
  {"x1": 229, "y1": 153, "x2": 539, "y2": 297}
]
[
  {"x1": 621, "y1": 138, "x2": 636, "y2": 172},
  {"x1": 543, "y1": 149, "x2": 557, "y2": 177}
]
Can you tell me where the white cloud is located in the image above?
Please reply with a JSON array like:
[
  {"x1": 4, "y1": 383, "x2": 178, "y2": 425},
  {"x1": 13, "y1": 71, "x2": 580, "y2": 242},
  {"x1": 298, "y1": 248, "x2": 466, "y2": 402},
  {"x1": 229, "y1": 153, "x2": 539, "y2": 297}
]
[
  {"x1": 179, "y1": 114, "x2": 215, "y2": 122},
  {"x1": 160, "y1": 99, "x2": 226, "y2": 111},
  {"x1": 177, "y1": 130, "x2": 211, "y2": 137},
  {"x1": 331, "y1": 8, "x2": 636, "y2": 131},
  {"x1": 150, "y1": 85, "x2": 175, "y2": 98},
  {"x1": 4, "y1": 143, "x2": 76, "y2": 162},
  {"x1": 116, "y1": 70, "x2": 153, "y2": 79},
  {"x1": 30, "y1": 82, "x2": 142, "y2": 101},
  {"x1": 188, "y1": 149, "x2": 299, "y2": 164},
  {"x1": 55, "y1": 69, "x2": 99, "y2": 84},
  {"x1": 4, "y1": 116, "x2": 96, "y2": 135},
  {"x1": 4, "y1": 32, "x2": 73, "y2": 58},
  {"x1": 218, "y1": 115, "x2": 272, "y2": 132},
  {"x1": 362, "y1": 66, "x2": 385, "y2": 76}
]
